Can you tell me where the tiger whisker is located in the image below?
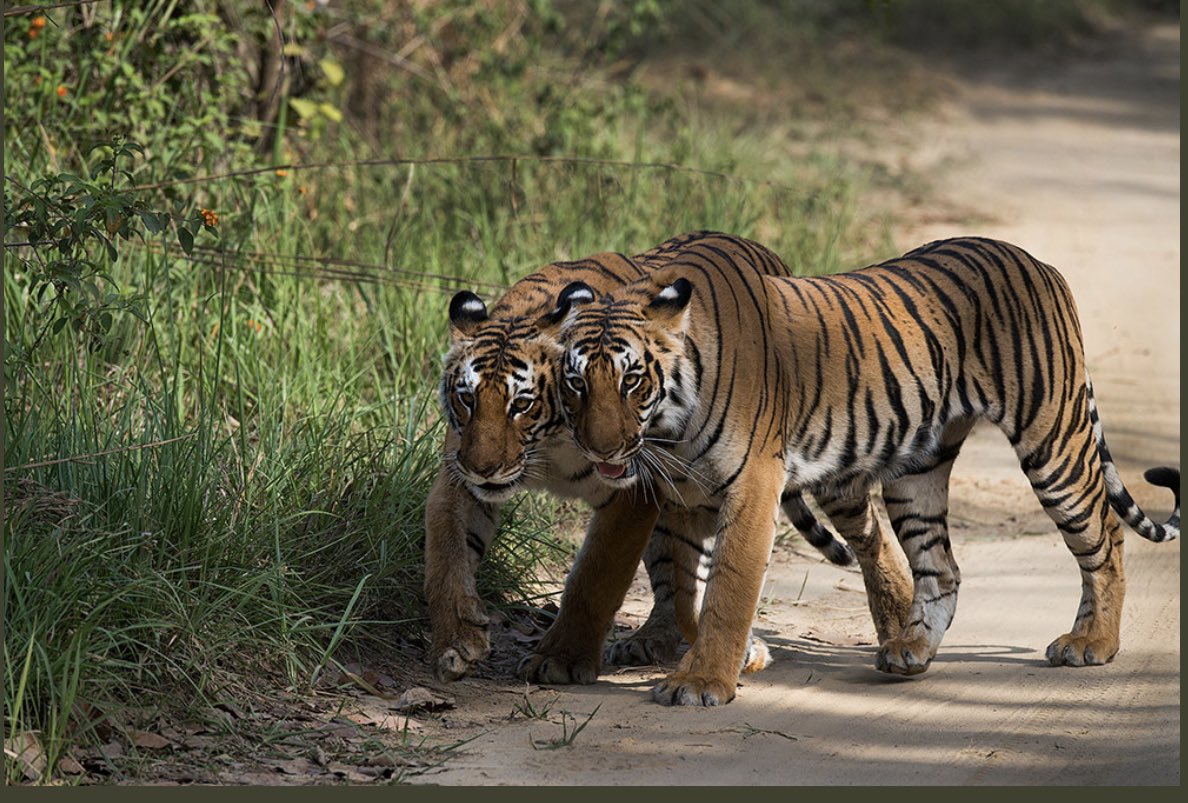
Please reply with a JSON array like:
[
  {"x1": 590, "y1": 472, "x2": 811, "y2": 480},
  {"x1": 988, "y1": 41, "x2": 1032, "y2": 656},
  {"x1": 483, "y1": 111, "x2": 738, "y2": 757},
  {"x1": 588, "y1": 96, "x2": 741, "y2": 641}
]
[
  {"x1": 633, "y1": 454, "x2": 657, "y2": 506},
  {"x1": 645, "y1": 444, "x2": 712, "y2": 497},
  {"x1": 644, "y1": 434, "x2": 694, "y2": 445},
  {"x1": 637, "y1": 444, "x2": 689, "y2": 506}
]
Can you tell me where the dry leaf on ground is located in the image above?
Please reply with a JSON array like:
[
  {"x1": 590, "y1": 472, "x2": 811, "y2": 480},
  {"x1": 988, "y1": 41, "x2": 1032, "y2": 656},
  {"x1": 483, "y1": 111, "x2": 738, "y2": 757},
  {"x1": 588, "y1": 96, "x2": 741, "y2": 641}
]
[
  {"x1": 344, "y1": 705, "x2": 424, "y2": 732},
  {"x1": 272, "y1": 757, "x2": 320, "y2": 776},
  {"x1": 56, "y1": 754, "x2": 86, "y2": 775},
  {"x1": 4, "y1": 731, "x2": 47, "y2": 781},
  {"x1": 391, "y1": 687, "x2": 454, "y2": 714},
  {"x1": 127, "y1": 728, "x2": 176, "y2": 750}
]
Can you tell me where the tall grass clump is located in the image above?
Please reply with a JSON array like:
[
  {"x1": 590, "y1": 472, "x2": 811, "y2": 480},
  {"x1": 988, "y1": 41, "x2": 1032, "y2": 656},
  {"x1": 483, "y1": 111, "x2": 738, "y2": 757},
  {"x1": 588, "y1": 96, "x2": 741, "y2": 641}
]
[{"x1": 4, "y1": 0, "x2": 1069, "y2": 779}]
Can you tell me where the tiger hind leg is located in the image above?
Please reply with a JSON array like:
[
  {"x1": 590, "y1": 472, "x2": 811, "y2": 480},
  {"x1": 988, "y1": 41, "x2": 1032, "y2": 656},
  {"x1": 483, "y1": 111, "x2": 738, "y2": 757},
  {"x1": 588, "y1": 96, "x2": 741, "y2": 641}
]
[
  {"x1": 815, "y1": 488, "x2": 914, "y2": 647},
  {"x1": 875, "y1": 418, "x2": 974, "y2": 675},
  {"x1": 1016, "y1": 413, "x2": 1126, "y2": 667}
]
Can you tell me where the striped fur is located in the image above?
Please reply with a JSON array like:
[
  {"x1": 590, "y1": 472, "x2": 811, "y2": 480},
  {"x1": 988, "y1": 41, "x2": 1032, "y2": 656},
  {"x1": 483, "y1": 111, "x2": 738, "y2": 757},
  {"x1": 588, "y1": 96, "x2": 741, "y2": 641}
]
[
  {"x1": 534, "y1": 233, "x2": 1178, "y2": 706},
  {"x1": 424, "y1": 233, "x2": 851, "y2": 683}
]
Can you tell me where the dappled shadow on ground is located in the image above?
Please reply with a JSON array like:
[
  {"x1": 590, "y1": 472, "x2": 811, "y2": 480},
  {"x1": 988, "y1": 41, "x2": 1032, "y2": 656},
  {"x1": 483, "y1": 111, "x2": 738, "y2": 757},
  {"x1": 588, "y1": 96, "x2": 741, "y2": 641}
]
[
  {"x1": 403, "y1": 532, "x2": 1178, "y2": 786},
  {"x1": 411, "y1": 623, "x2": 1179, "y2": 785}
]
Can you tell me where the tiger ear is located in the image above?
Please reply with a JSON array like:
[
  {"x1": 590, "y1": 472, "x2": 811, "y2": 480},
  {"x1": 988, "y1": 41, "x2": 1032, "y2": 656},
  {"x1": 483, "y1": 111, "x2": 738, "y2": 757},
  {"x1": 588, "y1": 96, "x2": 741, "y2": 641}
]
[
  {"x1": 645, "y1": 277, "x2": 693, "y2": 325},
  {"x1": 449, "y1": 291, "x2": 488, "y2": 340},
  {"x1": 537, "y1": 281, "x2": 596, "y2": 329}
]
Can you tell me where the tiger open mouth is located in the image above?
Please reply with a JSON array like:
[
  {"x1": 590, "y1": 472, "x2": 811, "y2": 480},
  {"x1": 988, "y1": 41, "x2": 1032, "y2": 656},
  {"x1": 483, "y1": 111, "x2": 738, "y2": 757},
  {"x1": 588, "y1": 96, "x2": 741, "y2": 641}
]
[{"x1": 595, "y1": 461, "x2": 636, "y2": 481}]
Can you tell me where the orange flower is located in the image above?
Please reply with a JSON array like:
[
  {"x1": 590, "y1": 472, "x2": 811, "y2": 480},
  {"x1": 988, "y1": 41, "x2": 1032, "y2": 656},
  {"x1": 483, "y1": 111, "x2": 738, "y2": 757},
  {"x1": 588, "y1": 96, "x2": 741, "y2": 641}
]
[
  {"x1": 199, "y1": 208, "x2": 219, "y2": 227},
  {"x1": 56, "y1": 85, "x2": 68, "y2": 98},
  {"x1": 104, "y1": 31, "x2": 114, "y2": 42},
  {"x1": 297, "y1": 186, "x2": 308, "y2": 195},
  {"x1": 31, "y1": 16, "x2": 46, "y2": 29},
  {"x1": 247, "y1": 318, "x2": 263, "y2": 334},
  {"x1": 275, "y1": 169, "x2": 289, "y2": 177}
]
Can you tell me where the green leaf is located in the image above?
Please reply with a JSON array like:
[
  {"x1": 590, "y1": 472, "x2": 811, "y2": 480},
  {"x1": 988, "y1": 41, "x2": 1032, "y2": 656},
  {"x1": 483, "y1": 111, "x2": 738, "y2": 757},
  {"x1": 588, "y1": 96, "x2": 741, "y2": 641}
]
[
  {"x1": 52, "y1": 317, "x2": 68, "y2": 335},
  {"x1": 319, "y1": 58, "x2": 345, "y2": 87},
  {"x1": 178, "y1": 225, "x2": 194, "y2": 255},
  {"x1": 288, "y1": 97, "x2": 318, "y2": 120},
  {"x1": 140, "y1": 211, "x2": 164, "y2": 234},
  {"x1": 318, "y1": 102, "x2": 343, "y2": 123},
  {"x1": 239, "y1": 119, "x2": 264, "y2": 139}
]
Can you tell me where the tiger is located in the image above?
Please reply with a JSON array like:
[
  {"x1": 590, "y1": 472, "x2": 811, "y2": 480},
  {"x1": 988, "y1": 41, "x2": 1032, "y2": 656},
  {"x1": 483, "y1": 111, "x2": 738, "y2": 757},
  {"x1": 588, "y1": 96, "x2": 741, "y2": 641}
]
[
  {"x1": 424, "y1": 232, "x2": 860, "y2": 683},
  {"x1": 521, "y1": 232, "x2": 1180, "y2": 707}
]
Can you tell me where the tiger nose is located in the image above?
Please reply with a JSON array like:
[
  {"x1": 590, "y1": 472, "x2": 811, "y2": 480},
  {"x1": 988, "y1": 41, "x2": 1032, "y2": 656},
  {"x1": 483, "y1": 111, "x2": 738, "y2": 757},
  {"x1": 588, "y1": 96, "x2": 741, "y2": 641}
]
[
  {"x1": 461, "y1": 457, "x2": 504, "y2": 479},
  {"x1": 587, "y1": 438, "x2": 641, "y2": 461}
]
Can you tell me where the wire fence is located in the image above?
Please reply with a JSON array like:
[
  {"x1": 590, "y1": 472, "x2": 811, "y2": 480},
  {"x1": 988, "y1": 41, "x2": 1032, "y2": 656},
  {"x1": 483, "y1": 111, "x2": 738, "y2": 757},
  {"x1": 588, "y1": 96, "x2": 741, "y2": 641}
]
[
  {"x1": 3, "y1": 0, "x2": 106, "y2": 18},
  {"x1": 154, "y1": 242, "x2": 511, "y2": 296},
  {"x1": 7, "y1": 151, "x2": 800, "y2": 297},
  {"x1": 129, "y1": 153, "x2": 804, "y2": 196},
  {"x1": 5, "y1": 434, "x2": 197, "y2": 473}
]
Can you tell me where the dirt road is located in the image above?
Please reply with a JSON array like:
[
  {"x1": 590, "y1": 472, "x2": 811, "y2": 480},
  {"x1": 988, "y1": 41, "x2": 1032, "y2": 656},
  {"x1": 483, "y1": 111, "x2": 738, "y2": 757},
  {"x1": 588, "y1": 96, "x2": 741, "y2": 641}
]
[{"x1": 409, "y1": 24, "x2": 1180, "y2": 786}]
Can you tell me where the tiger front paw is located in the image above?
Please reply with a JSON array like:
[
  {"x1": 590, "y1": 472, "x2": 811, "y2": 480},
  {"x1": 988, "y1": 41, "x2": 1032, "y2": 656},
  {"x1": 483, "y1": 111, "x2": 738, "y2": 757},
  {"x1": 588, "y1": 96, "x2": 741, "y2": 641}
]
[
  {"x1": 650, "y1": 670, "x2": 736, "y2": 706},
  {"x1": 517, "y1": 650, "x2": 600, "y2": 685},
  {"x1": 874, "y1": 634, "x2": 934, "y2": 676},
  {"x1": 430, "y1": 598, "x2": 491, "y2": 682},
  {"x1": 1045, "y1": 633, "x2": 1118, "y2": 667}
]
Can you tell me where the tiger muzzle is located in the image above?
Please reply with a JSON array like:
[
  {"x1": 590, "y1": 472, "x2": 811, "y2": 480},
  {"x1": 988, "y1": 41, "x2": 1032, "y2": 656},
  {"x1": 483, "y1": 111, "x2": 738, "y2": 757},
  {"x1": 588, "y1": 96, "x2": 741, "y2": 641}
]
[
  {"x1": 583, "y1": 440, "x2": 641, "y2": 481},
  {"x1": 456, "y1": 458, "x2": 519, "y2": 485}
]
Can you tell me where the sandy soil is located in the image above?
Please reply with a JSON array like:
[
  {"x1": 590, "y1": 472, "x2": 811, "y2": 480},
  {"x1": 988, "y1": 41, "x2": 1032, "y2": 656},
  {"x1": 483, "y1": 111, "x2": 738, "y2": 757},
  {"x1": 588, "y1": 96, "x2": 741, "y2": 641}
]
[{"x1": 408, "y1": 23, "x2": 1180, "y2": 786}]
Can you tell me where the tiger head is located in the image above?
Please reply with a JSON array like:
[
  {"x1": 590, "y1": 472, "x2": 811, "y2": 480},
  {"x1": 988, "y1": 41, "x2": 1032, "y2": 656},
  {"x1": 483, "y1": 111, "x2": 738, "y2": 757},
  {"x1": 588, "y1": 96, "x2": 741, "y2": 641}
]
[
  {"x1": 439, "y1": 284, "x2": 597, "y2": 502},
  {"x1": 547, "y1": 273, "x2": 695, "y2": 488}
]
